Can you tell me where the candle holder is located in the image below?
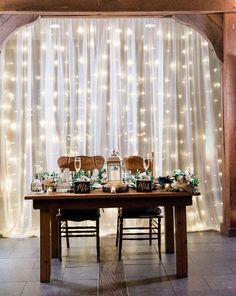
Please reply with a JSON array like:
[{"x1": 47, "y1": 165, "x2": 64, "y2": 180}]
[{"x1": 106, "y1": 150, "x2": 122, "y2": 186}]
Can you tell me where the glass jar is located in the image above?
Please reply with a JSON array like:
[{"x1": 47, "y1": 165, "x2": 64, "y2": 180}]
[{"x1": 31, "y1": 173, "x2": 42, "y2": 192}]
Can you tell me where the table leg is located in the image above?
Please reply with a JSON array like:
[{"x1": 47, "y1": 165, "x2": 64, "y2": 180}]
[
  {"x1": 175, "y1": 205, "x2": 188, "y2": 278},
  {"x1": 40, "y1": 209, "x2": 51, "y2": 283},
  {"x1": 50, "y1": 209, "x2": 58, "y2": 258},
  {"x1": 164, "y1": 206, "x2": 174, "y2": 253}
]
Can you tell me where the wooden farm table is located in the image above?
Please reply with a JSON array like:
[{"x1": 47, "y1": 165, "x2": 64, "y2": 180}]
[{"x1": 25, "y1": 189, "x2": 195, "y2": 283}]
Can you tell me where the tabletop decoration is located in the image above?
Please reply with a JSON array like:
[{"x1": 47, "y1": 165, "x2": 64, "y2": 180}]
[
  {"x1": 74, "y1": 181, "x2": 90, "y2": 193},
  {"x1": 102, "y1": 183, "x2": 129, "y2": 193},
  {"x1": 111, "y1": 186, "x2": 116, "y2": 193},
  {"x1": 40, "y1": 170, "x2": 59, "y2": 192},
  {"x1": 56, "y1": 169, "x2": 72, "y2": 192},
  {"x1": 31, "y1": 164, "x2": 59, "y2": 192},
  {"x1": 136, "y1": 171, "x2": 153, "y2": 192},
  {"x1": 47, "y1": 187, "x2": 53, "y2": 195},
  {"x1": 124, "y1": 170, "x2": 155, "y2": 191},
  {"x1": 158, "y1": 169, "x2": 199, "y2": 193},
  {"x1": 91, "y1": 168, "x2": 108, "y2": 185},
  {"x1": 102, "y1": 184, "x2": 111, "y2": 193},
  {"x1": 73, "y1": 171, "x2": 91, "y2": 193},
  {"x1": 30, "y1": 164, "x2": 43, "y2": 192},
  {"x1": 106, "y1": 150, "x2": 123, "y2": 185}
]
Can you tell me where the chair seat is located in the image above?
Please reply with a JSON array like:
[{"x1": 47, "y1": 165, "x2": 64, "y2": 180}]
[
  {"x1": 59, "y1": 209, "x2": 100, "y2": 221},
  {"x1": 120, "y1": 207, "x2": 162, "y2": 218}
]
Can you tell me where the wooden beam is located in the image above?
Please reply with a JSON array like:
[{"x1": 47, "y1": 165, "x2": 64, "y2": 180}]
[
  {"x1": 0, "y1": 0, "x2": 235, "y2": 15},
  {"x1": 208, "y1": 13, "x2": 223, "y2": 29},
  {"x1": 221, "y1": 13, "x2": 236, "y2": 236},
  {"x1": 174, "y1": 14, "x2": 223, "y2": 62},
  {"x1": 0, "y1": 14, "x2": 39, "y2": 49}
]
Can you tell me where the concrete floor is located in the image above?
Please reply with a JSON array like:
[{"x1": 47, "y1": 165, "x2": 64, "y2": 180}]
[{"x1": 0, "y1": 231, "x2": 236, "y2": 295}]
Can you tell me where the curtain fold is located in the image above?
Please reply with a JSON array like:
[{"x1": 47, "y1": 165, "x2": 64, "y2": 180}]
[{"x1": 0, "y1": 17, "x2": 222, "y2": 237}]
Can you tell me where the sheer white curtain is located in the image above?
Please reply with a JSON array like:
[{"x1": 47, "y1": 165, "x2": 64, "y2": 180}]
[{"x1": 0, "y1": 17, "x2": 222, "y2": 237}]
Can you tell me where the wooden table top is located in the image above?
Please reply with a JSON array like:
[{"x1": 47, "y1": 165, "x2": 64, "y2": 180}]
[{"x1": 25, "y1": 189, "x2": 199, "y2": 200}]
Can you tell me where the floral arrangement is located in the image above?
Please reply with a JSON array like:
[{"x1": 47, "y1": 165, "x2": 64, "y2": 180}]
[
  {"x1": 30, "y1": 164, "x2": 60, "y2": 192},
  {"x1": 40, "y1": 170, "x2": 59, "y2": 191},
  {"x1": 157, "y1": 169, "x2": 199, "y2": 193},
  {"x1": 92, "y1": 168, "x2": 108, "y2": 185},
  {"x1": 75, "y1": 175, "x2": 90, "y2": 182},
  {"x1": 40, "y1": 170, "x2": 59, "y2": 182},
  {"x1": 73, "y1": 170, "x2": 88, "y2": 182},
  {"x1": 73, "y1": 168, "x2": 108, "y2": 190},
  {"x1": 136, "y1": 171, "x2": 154, "y2": 182},
  {"x1": 124, "y1": 170, "x2": 155, "y2": 188}
]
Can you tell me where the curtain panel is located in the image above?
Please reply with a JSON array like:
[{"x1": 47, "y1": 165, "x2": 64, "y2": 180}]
[{"x1": 0, "y1": 18, "x2": 222, "y2": 237}]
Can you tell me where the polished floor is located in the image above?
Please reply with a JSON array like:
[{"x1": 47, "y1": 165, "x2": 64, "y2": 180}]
[{"x1": 0, "y1": 231, "x2": 236, "y2": 295}]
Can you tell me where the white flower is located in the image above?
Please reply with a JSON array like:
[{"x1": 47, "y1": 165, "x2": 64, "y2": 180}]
[
  {"x1": 185, "y1": 174, "x2": 192, "y2": 182},
  {"x1": 174, "y1": 169, "x2": 181, "y2": 174},
  {"x1": 101, "y1": 172, "x2": 107, "y2": 179},
  {"x1": 77, "y1": 175, "x2": 90, "y2": 182},
  {"x1": 171, "y1": 180, "x2": 179, "y2": 190},
  {"x1": 91, "y1": 169, "x2": 99, "y2": 178},
  {"x1": 90, "y1": 176, "x2": 97, "y2": 183},
  {"x1": 177, "y1": 175, "x2": 184, "y2": 181},
  {"x1": 138, "y1": 172, "x2": 150, "y2": 180}
]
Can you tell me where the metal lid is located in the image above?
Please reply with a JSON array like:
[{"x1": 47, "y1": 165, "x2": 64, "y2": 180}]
[{"x1": 107, "y1": 150, "x2": 122, "y2": 164}]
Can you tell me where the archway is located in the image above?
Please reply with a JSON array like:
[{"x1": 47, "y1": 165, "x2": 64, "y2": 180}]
[{"x1": 0, "y1": 16, "x2": 221, "y2": 236}]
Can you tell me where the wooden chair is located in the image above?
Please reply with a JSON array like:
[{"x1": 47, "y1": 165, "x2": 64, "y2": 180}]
[
  {"x1": 116, "y1": 154, "x2": 163, "y2": 260},
  {"x1": 57, "y1": 155, "x2": 105, "y2": 262}
]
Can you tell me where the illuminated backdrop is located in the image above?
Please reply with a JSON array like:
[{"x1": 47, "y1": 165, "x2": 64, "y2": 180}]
[{"x1": 0, "y1": 18, "x2": 222, "y2": 237}]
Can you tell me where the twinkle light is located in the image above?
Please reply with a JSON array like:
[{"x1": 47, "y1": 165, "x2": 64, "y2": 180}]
[
  {"x1": 50, "y1": 24, "x2": 60, "y2": 29},
  {"x1": 127, "y1": 28, "x2": 132, "y2": 35},
  {"x1": 0, "y1": 17, "x2": 223, "y2": 237}
]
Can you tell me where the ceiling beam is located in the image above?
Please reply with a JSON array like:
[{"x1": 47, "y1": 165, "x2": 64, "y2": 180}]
[{"x1": 0, "y1": 0, "x2": 235, "y2": 15}]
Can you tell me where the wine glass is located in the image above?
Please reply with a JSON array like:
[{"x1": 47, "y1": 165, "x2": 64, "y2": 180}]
[
  {"x1": 143, "y1": 157, "x2": 150, "y2": 171},
  {"x1": 74, "y1": 157, "x2": 81, "y2": 173}
]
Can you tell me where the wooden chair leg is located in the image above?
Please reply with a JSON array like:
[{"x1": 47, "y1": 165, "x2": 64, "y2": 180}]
[
  {"x1": 96, "y1": 217, "x2": 100, "y2": 262},
  {"x1": 58, "y1": 219, "x2": 62, "y2": 261},
  {"x1": 158, "y1": 217, "x2": 161, "y2": 260},
  {"x1": 118, "y1": 217, "x2": 123, "y2": 261},
  {"x1": 149, "y1": 218, "x2": 152, "y2": 245},
  {"x1": 116, "y1": 215, "x2": 120, "y2": 247},
  {"x1": 65, "y1": 220, "x2": 70, "y2": 248}
]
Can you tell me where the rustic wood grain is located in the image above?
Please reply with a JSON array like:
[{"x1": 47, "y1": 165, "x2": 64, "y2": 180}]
[
  {"x1": 123, "y1": 155, "x2": 154, "y2": 174},
  {"x1": 40, "y1": 209, "x2": 51, "y2": 283},
  {"x1": 25, "y1": 190, "x2": 194, "y2": 281},
  {"x1": 164, "y1": 205, "x2": 174, "y2": 254},
  {"x1": 99, "y1": 261, "x2": 128, "y2": 296},
  {"x1": 175, "y1": 206, "x2": 187, "y2": 277},
  {"x1": 0, "y1": 0, "x2": 235, "y2": 14},
  {"x1": 50, "y1": 209, "x2": 58, "y2": 258},
  {"x1": 174, "y1": 14, "x2": 223, "y2": 62},
  {"x1": 221, "y1": 13, "x2": 236, "y2": 236},
  {"x1": 57, "y1": 155, "x2": 105, "y2": 171},
  {"x1": 208, "y1": 13, "x2": 223, "y2": 29}
]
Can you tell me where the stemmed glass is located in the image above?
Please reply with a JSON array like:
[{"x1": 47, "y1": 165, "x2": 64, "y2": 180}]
[
  {"x1": 143, "y1": 157, "x2": 150, "y2": 171},
  {"x1": 74, "y1": 157, "x2": 81, "y2": 173}
]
